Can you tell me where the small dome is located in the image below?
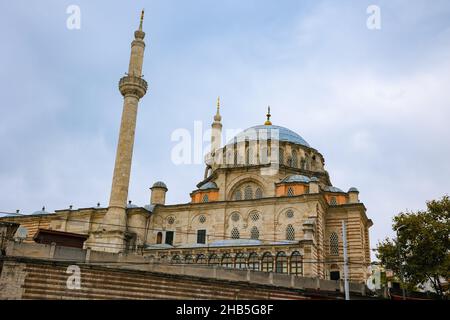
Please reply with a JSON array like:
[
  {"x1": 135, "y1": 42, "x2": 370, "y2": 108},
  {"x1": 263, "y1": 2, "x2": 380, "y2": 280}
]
[
  {"x1": 152, "y1": 181, "x2": 167, "y2": 189},
  {"x1": 199, "y1": 181, "x2": 218, "y2": 190},
  {"x1": 144, "y1": 204, "x2": 156, "y2": 212},
  {"x1": 322, "y1": 186, "x2": 345, "y2": 193},
  {"x1": 348, "y1": 187, "x2": 359, "y2": 193},
  {"x1": 281, "y1": 175, "x2": 310, "y2": 184},
  {"x1": 127, "y1": 201, "x2": 138, "y2": 208},
  {"x1": 310, "y1": 177, "x2": 320, "y2": 182},
  {"x1": 32, "y1": 207, "x2": 50, "y2": 215}
]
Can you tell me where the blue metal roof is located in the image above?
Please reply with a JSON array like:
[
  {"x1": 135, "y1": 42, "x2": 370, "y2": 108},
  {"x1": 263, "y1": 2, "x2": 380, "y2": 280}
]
[
  {"x1": 199, "y1": 181, "x2": 218, "y2": 190},
  {"x1": 280, "y1": 174, "x2": 311, "y2": 184},
  {"x1": 322, "y1": 186, "x2": 345, "y2": 193},
  {"x1": 226, "y1": 125, "x2": 310, "y2": 147}
]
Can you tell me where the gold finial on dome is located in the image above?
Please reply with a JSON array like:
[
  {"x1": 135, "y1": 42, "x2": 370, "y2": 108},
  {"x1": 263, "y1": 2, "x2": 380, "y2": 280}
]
[{"x1": 264, "y1": 105, "x2": 272, "y2": 125}]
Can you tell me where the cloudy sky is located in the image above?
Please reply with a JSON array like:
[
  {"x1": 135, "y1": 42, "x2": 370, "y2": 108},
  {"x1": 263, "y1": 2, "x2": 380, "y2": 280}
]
[{"x1": 1, "y1": 0, "x2": 449, "y2": 252}]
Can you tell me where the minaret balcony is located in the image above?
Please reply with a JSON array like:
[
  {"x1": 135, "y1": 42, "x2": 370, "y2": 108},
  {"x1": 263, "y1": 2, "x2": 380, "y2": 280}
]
[{"x1": 119, "y1": 75, "x2": 148, "y2": 98}]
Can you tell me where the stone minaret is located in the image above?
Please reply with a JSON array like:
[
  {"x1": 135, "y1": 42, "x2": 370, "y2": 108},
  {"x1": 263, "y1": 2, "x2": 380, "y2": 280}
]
[
  {"x1": 91, "y1": 11, "x2": 148, "y2": 252},
  {"x1": 211, "y1": 97, "x2": 222, "y2": 155}
]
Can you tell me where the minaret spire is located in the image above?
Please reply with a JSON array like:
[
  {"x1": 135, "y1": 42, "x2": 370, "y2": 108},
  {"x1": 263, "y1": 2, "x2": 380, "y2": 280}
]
[
  {"x1": 214, "y1": 96, "x2": 222, "y2": 122},
  {"x1": 211, "y1": 96, "x2": 223, "y2": 157},
  {"x1": 265, "y1": 105, "x2": 272, "y2": 125},
  {"x1": 139, "y1": 9, "x2": 144, "y2": 31},
  {"x1": 92, "y1": 11, "x2": 148, "y2": 253}
]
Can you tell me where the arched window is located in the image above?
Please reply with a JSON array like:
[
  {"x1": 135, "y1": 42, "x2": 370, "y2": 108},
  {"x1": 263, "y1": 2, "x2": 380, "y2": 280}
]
[
  {"x1": 279, "y1": 148, "x2": 285, "y2": 165},
  {"x1": 261, "y1": 252, "x2": 273, "y2": 272},
  {"x1": 287, "y1": 157, "x2": 293, "y2": 167},
  {"x1": 233, "y1": 190, "x2": 242, "y2": 201},
  {"x1": 287, "y1": 187, "x2": 295, "y2": 197},
  {"x1": 248, "y1": 252, "x2": 260, "y2": 271},
  {"x1": 292, "y1": 150, "x2": 298, "y2": 168},
  {"x1": 202, "y1": 194, "x2": 209, "y2": 203},
  {"x1": 250, "y1": 226, "x2": 260, "y2": 240},
  {"x1": 260, "y1": 146, "x2": 269, "y2": 164},
  {"x1": 171, "y1": 255, "x2": 181, "y2": 264},
  {"x1": 226, "y1": 149, "x2": 234, "y2": 166},
  {"x1": 286, "y1": 224, "x2": 295, "y2": 241},
  {"x1": 235, "y1": 253, "x2": 246, "y2": 269},
  {"x1": 231, "y1": 227, "x2": 240, "y2": 239},
  {"x1": 244, "y1": 185, "x2": 253, "y2": 200},
  {"x1": 196, "y1": 254, "x2": 207, "y2": 264},
  {"x1": 275, "y1": 252, "x2": 288, "y2": 274},
  {"x1": 185, "y1": 255, "x2": 194, "y2": 264},
  {"x1": 156, "y1": 232, "x2": 163, "y2": 244},
  {"x1": 246, "y1": 148, "x2": 250, "y2": 165},
  {"x1": 209, "y1": 254, "x2": 220, "y2": 265},
  {"x1": 300, "y1": 158, "x2": 306, "y2": 170},
  {"x1": 330, "y1": 232, "x2": 339, "y2": 256},
  {"x1": 255, "y1": 188, "x2": 263, "y2": 199},
  {"x1": 221, "y1": 254, "x2": 233, "y2": 268},
  {"x1": 290, "y1": 251, "x2": 303, "y2": 276},
  {"x1": 249, "y1": 211, "x2": 260, "y2": 222},
  {"x1": 330, "y1": 197, "x2": 338, "y2": 206}
]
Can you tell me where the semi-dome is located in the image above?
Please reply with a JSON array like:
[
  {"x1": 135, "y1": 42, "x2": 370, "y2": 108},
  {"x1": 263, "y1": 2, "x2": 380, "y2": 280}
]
[
  {"x1": 280, "y1": 174, "x2": 311, "y2": 184},
  {"x1": 227, "y1": 125, "x2": 310, "y2": 148},
  {"x1": 151, "y1": 181, "x2": 167, "y2": 189},
  {"x1": 322, "y1": 186, "x2": 345, "y2": 193},
  {"x1": 199, "y1": 181, "x2": 219, "y2": 190}
]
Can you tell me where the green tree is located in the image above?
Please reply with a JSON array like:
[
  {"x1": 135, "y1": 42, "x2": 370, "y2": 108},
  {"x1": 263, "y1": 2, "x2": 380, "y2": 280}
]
[{"x1": 376, "y1": 195, "x2": 450, "y2": 298}]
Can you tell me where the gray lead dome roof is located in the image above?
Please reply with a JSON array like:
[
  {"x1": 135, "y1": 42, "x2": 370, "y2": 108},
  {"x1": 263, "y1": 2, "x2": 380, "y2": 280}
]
[
  {"x1": 280, "y1": 175, "x2": 311, "y2": 183},
  {"x1": 152, "y1": 181, "x2": 167, "y2": 189},
  {"x1": 227, "y1": 125, "x2": 310, "y2": 147}
]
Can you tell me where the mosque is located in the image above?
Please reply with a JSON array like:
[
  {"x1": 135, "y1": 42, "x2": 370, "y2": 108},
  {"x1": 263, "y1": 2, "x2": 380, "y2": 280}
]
[{"x1": 1, "y1": 11, "x2": 372, "y2": 283}]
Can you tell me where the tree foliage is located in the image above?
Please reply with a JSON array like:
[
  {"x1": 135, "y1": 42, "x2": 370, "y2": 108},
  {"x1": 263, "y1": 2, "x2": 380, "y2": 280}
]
[{"x1": 376, "y1": 195, "x2": 450, "y2": 298}]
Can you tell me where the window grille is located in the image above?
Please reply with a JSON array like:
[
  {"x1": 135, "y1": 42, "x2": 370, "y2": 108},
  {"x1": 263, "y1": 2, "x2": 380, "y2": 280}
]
[
  {"x1": 286, "y1": 224, "x2": 295, "y2": 241},
  {"x1": 250, "y1": 226, "x2": 260, "y2": 240}
]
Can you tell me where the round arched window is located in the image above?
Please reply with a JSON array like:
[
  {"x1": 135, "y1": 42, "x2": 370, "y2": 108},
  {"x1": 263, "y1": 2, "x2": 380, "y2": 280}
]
[
  {"x1": 231, "y1": 212, "x2": 240, "y2": 222},
  {"x1": 249, "y1": 211, "x2": 260, "y2": 222}
]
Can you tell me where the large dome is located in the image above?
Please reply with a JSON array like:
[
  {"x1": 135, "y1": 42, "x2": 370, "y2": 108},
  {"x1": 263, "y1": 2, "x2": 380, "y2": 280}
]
[{"x1": 227, "y1": 125, "x2": 310, "y2": 147}]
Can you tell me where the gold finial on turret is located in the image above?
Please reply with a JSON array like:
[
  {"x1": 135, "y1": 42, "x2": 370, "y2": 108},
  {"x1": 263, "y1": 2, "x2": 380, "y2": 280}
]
[
  {"x1": 264, "y1": 105, "x2": 272, "y2": 125},
  {"x1": 139, "y1": 9, "x2": 145, "y2": 31},
  {"x1": 217, "y1": 96, "x2": 220, "y2": 109}
]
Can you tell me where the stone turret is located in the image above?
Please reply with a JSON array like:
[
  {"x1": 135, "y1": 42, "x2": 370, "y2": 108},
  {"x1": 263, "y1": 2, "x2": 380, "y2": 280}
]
[{"x1": 150, "y1": 181, "x2": 168, "y2": 205}]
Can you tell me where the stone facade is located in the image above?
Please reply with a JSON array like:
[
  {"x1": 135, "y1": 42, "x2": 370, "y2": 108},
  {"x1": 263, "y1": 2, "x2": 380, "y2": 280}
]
[{"x1": 0, "y1": 11, "x2": 373, "y2": 286}]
